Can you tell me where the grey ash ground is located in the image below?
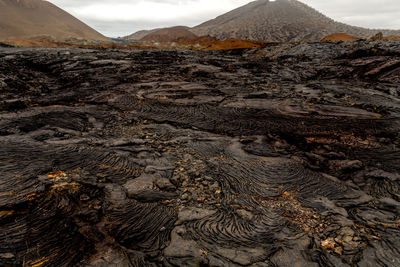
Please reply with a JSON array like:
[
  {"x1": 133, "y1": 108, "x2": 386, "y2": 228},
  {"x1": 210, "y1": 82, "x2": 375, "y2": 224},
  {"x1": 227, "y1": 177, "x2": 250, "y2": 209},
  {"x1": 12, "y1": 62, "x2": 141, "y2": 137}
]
[{"x1": 1, "y1": 41, "x2": 400, "y2": 266}]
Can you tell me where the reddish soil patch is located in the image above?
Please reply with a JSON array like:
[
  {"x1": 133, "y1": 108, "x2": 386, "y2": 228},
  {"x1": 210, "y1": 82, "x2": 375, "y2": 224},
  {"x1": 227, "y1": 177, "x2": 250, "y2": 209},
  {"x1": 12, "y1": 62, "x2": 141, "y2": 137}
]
[
  {"x1": 321, "y1": 33, "x2": 360, "y2": 42},
  {"x1": 383, "y1": 35, "x2": 400, "y2": 40},
  {"x1": 204, "y1": 38, "x2": 272, "y2": 50}
]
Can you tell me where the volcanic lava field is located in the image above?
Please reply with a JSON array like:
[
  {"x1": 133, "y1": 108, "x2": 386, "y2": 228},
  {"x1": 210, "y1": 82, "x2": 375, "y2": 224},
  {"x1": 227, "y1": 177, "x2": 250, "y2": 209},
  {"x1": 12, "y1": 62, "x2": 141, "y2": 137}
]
[{"x1": 0, "y1": 41, "x2": 400, "y2": 267}]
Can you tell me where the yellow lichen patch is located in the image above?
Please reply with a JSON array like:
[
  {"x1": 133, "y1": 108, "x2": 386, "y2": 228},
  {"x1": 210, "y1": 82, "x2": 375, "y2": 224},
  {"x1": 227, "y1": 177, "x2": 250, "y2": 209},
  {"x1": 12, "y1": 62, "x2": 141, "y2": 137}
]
[
  {"x1": 47, "y1": 171, "x2": 67, "y2": 180},
  {"x1": 281, "y1": 191, "x2": 292, "y2": 197},
  {"x1": 26, "y1": 193, "x2": 40, "y2": 201},
  {"x1": 50, "y1": 182, "x2": 81, "y2": 191},
  {"x1": 199, "y1": 249, "x2": 208, "y2": 256},
  {"x1": 26, "y1": 257, "x2": 50, "y2": 267},
  {"x1": 0, "y1": 210, "x2": 14, "y2": 216}
]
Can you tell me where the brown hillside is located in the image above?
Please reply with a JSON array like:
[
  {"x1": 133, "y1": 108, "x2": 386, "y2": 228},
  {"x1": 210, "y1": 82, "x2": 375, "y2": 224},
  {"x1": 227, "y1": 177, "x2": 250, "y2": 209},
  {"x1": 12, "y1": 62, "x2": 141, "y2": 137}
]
[
  {"x1": 0, "y1": 0, "x2": 109, "y2": 42},
  {"x1": 191, "y1": 0, "x2": 400, "y2": 42},
  {"x1": 124, "y1": 29, "x2": 160, "y2": 41},
  {"x1": 383, "y1": 35, "x2": 400, "y2": 40},
  {"x1": 140, "y1": 26, "x2": 198, "y2": 42},
  {"x1": 205, "y1": 38, "x2": 271, "y2": 50},
  {"x1": 321, "y1": 33, "x2": 360, "y2": 42},
  {"x1": 174, "y1": 35, "x2": 218, "y2": 46}
]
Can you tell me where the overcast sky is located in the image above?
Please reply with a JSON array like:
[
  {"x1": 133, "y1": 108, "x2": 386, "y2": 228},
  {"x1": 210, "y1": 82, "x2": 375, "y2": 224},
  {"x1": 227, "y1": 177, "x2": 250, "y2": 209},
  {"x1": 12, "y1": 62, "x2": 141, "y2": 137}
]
[{"x1": 49, "y1": 0, "x2": 400, "y2": 37}]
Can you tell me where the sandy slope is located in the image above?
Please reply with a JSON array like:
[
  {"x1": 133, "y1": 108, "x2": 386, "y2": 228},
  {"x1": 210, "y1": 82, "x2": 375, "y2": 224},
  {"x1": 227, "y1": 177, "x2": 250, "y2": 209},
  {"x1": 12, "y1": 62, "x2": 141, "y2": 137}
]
[{"x1": 0, "y1": 0, "x2": 109, "y2": 42}]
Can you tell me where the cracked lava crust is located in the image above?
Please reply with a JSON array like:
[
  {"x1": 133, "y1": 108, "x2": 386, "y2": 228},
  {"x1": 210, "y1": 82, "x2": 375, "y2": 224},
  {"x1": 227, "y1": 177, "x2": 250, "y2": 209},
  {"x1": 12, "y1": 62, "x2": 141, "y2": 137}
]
[{"x1": 0, "y1": 41, "x2": 400, "y2": 266}]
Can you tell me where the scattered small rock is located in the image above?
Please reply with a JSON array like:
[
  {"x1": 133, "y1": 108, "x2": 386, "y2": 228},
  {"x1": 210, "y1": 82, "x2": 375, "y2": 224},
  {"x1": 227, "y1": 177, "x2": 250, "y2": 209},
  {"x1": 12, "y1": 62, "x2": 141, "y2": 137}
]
[{"x1": 321, "y1": 237, "x2": 336, "y2": 250}]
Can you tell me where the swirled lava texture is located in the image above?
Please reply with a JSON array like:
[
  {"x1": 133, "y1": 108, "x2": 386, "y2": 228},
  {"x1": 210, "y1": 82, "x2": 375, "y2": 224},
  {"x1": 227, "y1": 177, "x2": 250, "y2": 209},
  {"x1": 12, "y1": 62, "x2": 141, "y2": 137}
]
[{"x1": 1, "y1": 41, "x2": 400, "y2": 266}]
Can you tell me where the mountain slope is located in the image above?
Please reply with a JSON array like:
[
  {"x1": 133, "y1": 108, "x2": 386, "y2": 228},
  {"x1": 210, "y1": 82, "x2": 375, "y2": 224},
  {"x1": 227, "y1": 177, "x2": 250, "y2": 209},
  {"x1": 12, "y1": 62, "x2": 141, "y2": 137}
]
[
  {"x1": 0, "y1": 0, "x2": 109, "y2": 42},
  {"x1": 124, "y1": 29, "x2": 160, "y2": 41},
  {"x1": 191, "y1": 0, "x2": 400, "y2": 42},
  {"x1": 140, "y1": 26, "x2": 197, "y2": 42}
]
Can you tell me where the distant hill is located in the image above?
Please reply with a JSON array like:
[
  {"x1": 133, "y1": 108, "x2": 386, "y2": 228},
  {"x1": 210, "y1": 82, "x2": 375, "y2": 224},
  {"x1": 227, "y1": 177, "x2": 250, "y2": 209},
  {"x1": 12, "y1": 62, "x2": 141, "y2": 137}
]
[
  {"x1": 190, "y1": 0, "x2": 400, "y2": 42},
  {"x1": 0, "y1": 0, "x2": 109, "y2": 42},
  {"x1": 124, "y1": 27, "x2": 197, "y2": 42},
  {"x1": 140, "y1": 26, "x2": 197, "y2": 42},
  {"x1": 123, "y1": 29, "x2": 160, "y2": 41}
]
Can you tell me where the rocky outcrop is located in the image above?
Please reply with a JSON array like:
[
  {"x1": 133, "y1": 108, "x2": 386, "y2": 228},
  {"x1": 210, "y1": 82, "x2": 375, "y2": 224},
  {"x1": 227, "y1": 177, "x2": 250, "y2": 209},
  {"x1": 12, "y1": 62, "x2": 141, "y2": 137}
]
[
  {"x1": 0, "y1": 41, "x2": 400, "y2": 266},
  {"x1": 371, "y1": 32, "x2": 384, "y2": 41}
]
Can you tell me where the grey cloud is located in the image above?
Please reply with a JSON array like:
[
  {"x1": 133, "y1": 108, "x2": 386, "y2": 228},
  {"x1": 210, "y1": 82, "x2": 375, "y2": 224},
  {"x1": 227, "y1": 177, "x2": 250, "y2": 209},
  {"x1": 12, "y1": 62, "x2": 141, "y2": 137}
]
[
  {"x1": 85, "y1": 19, "x2": 195, "y2": 38},
  {"x1": 304, "y1": 0, "x2": 400, "y2": 29}
]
